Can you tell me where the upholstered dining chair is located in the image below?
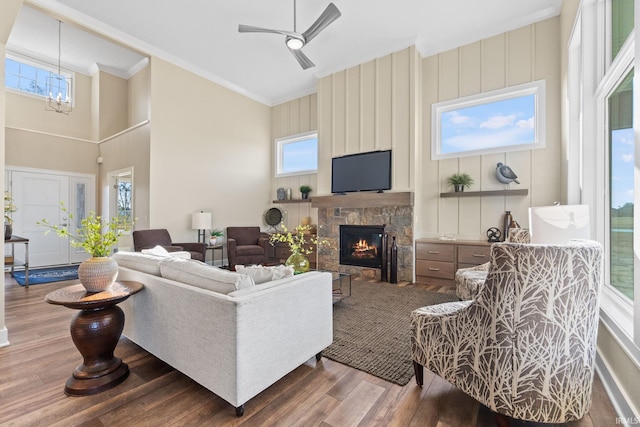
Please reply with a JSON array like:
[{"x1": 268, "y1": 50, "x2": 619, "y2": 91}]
[
  {"x1": 226, "y1": 226, "x2": 271, "y2": 270},
  {"x1": 132, "y1": 229, "x2": 207, "y2": 262},
  {"x1": 411, "y1": 240, "x2": 603, "y2": 425}
]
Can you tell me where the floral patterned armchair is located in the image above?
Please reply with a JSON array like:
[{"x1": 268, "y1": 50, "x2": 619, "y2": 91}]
[{"x1": 411, "y1": 240, "x2": 603, "y2": 424}]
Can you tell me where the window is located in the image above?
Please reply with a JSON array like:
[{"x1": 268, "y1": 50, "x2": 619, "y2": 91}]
[
  {"x1": 431, "y1": 80, "x2": 545, "y2": 160},
  {"x1": 608, "y1": 70, "x2": 634, "y2": 300},
  {"x1": 4, "y1": 56, "x2": 73, "y2": 101},
  {"x1": 611, "y1": 0, "x2": 634, "y2": 62},
  {"x1": 275, "y1": 131, "x2": 318, "y2": 176}
]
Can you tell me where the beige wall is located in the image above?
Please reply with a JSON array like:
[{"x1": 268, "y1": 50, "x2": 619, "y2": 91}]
[
  {"x1": 95, "y1": 71, "x2": 128, "y2": 140},
  {"x1": 6, "y1": 72, "x2": 92, "y2": 140},
  {"x1": 271, "y1": 93, "x2": 318, "y2": 228},
  {"x1": 148, "y1": 57, "x2": 271, "y2": 243},
  {"x1": 128, "y1": 65, "x2": 150, "y2": 126},
  {"x1": 98, "y1": 123, "x2": 150, "y2": 249}
]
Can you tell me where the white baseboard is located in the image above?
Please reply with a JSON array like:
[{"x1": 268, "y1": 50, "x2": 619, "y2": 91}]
[{"x1": 0, "y1": 327, "x2": 9, "y2": 347}]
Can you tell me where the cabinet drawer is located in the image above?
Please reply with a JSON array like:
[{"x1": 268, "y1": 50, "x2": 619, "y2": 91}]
[
  {"x1": 416, "y1": 260, "x2": 455, "y2": 280},
  {"x1": 416, "y1": 243, "x2": 455, "y2": 262},
  {"x1": 457, "y1": 245, "x2": 491, "y2": 265}
]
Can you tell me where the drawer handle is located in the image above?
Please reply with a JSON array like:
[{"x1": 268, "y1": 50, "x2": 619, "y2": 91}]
[
  {"x1": 472, "y1": 253, "x2": 486, "y2": 258},
  {"x1": 428, "y1": 267, "x2": 440, "y2": 271},
  {"x1": 428, "y1": 250, "x2": 440, "y2": 254}
]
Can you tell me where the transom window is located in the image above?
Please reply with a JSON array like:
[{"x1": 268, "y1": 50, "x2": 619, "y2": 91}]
[
  {"x1": 4, "y1": 55, "x2": 73, "y2": 101},
  {"x1": 275, "y1": 131, "x2": 318, "y2": 176},
  {"x1": 431, "y1": 80, "x2": 546, "y2": 160}
]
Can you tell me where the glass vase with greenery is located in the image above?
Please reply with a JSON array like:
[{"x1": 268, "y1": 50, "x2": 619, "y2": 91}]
[{"x1": 269, "y1": 224, "x2": 328, "y2": 273}]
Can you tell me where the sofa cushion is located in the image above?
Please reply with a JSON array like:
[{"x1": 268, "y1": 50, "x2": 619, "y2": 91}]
[
  {"x1": 113, "y1": 251, "x2": 164, "y2": 276},
  {"x1": 236, "y1": 245, "x2": 265, "y2": 256},
  {"x1": 235, "y1": 264, "x2": 294, "y2": 284},
  {"x1": 159, "y1": 257, "x2": 254, "y2": 294}
]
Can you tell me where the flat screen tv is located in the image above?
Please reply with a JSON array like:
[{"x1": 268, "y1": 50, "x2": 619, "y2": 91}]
[{"x1": 331, "y1": 150, "x2": 392, "y2": 194}]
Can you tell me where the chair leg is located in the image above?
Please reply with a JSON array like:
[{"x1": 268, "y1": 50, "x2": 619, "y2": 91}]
[
  {"x1": 316, "y1": 351, "x2": 322, "y2": 361},
  {"x1": 413, "y1": 361, "x2": 423, "y2": 387},
  {"x1": 235, "y1": 405, "x2": 244, "y2": 417}
]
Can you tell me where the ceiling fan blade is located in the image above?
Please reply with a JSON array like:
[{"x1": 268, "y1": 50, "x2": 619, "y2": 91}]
[
  {"x1": 302, "y1": 3, "x2": 341, "y2": 44},
  {"x1": 238, "y1": 24, "x2": 300, "y2": 39},
  {"x1": 289, "y1": 48, "x2": 315, "y2": 70}
]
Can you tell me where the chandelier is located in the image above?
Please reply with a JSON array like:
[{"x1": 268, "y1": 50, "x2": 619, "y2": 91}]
[{"x1": 45, "y1": 20, "x2": 73, "y2": 114}]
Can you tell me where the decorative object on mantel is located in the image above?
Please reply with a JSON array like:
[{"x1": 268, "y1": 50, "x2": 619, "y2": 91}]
[
  {"x1": 286, "y1": 188, "x2": 292, "y2": 200},
  {"x1": 496, "y1": 162, "x2": 520, "y2": 184},
  {"x1": 446, "y1": 173, "x2": 474, "y2": 192},
  {"x1": 209, "y1": 229, "x2": 224, "y2": 245},
  {"x1": 45, "y1": 20, "x2": 73, "y2": 114},
  {"x1": 299, "y1": 185, "x2": 312, "y2": 199},
  {"x1": 487, "y1": 227, "x2": 502, "y2": 242},
  {"x1": 269, "y1": 224, "x2": 328, "y2": 274},
  {"x1": 502, "y1": 211, "x2": 514, "y2": 242},
  {"x1": 37, "y1": 203, "x2": 130, "y2": 292},
  {"x1": 4, "y1": 191, "x2": 16, "y2": 240},
  {"x1": 276, "y1": 188, "x2": 286, "y2": 201}
]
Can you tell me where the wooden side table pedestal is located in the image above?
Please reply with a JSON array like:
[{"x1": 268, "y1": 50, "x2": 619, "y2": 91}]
[{"x1": 45, "y1": 281, "x2": 143, "y2": 396}]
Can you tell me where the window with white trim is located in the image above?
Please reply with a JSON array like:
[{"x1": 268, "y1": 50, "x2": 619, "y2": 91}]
[
  {"x1": 275, "y1": 131, "x2": 318, "y2": 176},
  {"x1": 4, "y1": 55, "x2": 73, "y2": 102}
]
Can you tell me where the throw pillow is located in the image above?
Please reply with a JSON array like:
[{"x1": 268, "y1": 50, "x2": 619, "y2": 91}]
[
  {"x1": 159, "y1": 257, "x2": 254, "y2": 294},
  {"x1": 142, "y1": 245, "x2": 191, "y2": 259},
  {"x1": 235, "y1": 264, "x2": 295, "y2": 284}
]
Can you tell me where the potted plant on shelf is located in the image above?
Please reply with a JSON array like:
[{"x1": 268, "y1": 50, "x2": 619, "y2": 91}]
[
  {"x1": 209, "y1": 229, "x2": 224, "y2": 245},
  {"x1": 446, "y1": 173, "x2": 474, "y2": 192},
  {"x1": 37, "y1": 203, "x2": 130, "y2": 293},
  {"x1": 299, "y1": 185, "x2": 312, "y2": 200},
  {"x1": 269, "y1": 223, "x2": 328, "y2": 274},
  {"x1": 4, "y1": 192, "x2": 16, "y2": 240}
]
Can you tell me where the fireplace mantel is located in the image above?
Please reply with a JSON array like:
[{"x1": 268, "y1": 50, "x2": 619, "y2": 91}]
[{"x1": 311, "y1": 192, "x2": 413, "y2": 209}]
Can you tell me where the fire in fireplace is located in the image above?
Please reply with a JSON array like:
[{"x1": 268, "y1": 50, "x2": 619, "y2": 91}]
[{"x1": 339, "y1": 225, "x2": 385, "y2": 268}]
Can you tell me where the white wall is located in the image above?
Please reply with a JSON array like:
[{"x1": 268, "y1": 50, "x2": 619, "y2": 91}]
[{"x1": 148, "y1": 57, "x2": 272, "y2": 243}]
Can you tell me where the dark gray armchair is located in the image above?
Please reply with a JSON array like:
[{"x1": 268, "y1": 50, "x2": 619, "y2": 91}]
[
  {"x1": 132, "y1": 229, "x2": 207, "y2": 262},
  {"x1": 226, "y1": 226, "x2": 271, "y2": 270}
]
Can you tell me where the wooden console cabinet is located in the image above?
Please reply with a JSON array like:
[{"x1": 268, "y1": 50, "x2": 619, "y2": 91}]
[{"x1": 415, "y1": 239, "x2": 492, "y2": 287}]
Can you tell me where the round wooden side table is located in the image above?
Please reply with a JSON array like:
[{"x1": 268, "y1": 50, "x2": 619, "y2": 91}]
[{"x1": 45, "y1": 280, "x2": 144, "y2": 396}]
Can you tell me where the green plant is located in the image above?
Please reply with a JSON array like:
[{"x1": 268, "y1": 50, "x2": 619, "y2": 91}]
[
  {"x1": 4, "y1": 192, "x2": 16, "y2": 224},
  {"x1": 299, "y1": 185, "x2": 312, "y2": 194},
  {"x1": 37, "y1": 203, "x2": 130, "y2": 257},
  {"x1": 446, "y1": 173, "x2": 474, "y2": 189},
  {"x1": 210, "y1": 229, "x2": 224, "y2": 237},
  {"x1": 269, "y1": 224, "x2": 328, "y2": 255}
]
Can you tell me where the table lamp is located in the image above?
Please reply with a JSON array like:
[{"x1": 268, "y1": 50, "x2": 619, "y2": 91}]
[{"x1": 192, "y1": 211, "x2": 212, "y2": 243}]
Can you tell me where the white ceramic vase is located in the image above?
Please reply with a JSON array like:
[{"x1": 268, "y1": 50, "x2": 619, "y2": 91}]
[{"x1": 78, "y1": 257, "x2": 118, "y2": 293}]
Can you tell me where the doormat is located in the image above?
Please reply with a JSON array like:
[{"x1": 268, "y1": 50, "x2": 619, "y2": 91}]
[{"x1": 13, "y1": 265, "x2": 79, "y2": 286}]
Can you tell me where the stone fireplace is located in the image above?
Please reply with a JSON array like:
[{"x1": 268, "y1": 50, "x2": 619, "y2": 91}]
[{"x1": 312, "y1": 192, "x2": 413, "y2": 282}]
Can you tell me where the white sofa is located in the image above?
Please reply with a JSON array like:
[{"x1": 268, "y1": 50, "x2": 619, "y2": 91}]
[{"x1": 113, "y1": 252, "x2": 333, "y2": 416}]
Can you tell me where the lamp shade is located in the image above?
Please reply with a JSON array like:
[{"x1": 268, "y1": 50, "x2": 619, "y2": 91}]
[
  {"x1": 191, "y1": 212, "x2": 212, "y2": 230},
  {"x1": 528, "y1": 204, "x2": 590, "y2": 244}
]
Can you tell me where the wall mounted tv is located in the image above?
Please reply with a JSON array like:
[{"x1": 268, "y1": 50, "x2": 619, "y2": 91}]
[{"x1": 331, "y1": 150, "x2": 392, "y2": 194}]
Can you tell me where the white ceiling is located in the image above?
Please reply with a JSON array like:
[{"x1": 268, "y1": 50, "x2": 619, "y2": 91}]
[{"x1": 8, "y1": 0, "x2": 563, "y2": 106}]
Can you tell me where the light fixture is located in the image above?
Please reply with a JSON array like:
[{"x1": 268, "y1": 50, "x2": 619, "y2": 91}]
[
  {"x1": 45, "y1": 20, "x2": 73, "y2": 114},
  {"x1": 191, "y1": 211, "x2": 212, "y2": 244},
  {"x1": 285, "y1": 36, "x2": 304, "y2": 50}
]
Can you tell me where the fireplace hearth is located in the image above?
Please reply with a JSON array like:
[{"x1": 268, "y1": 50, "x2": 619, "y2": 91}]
[{"x1": 340, "y1": 225, "x2": 385, "y2": 268}]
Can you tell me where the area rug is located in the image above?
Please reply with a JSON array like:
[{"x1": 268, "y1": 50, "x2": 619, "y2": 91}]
[
  {"x1": 324, "y1": 280, "x2": 458, "y2": 386},
  {"x1": 13, "y1": 265, "x2": 79, "y2": 286}
]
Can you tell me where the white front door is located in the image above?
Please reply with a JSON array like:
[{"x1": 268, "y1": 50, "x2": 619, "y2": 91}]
[{"x1": 10, "y1": 170, "x2": 94, "y2": 267}]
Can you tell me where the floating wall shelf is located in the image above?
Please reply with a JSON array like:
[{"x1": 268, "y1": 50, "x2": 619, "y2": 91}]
[
  {"x1": 440, "y1": 189, "x2": 528, "y2": 198},
  {"x1": 272, "y1": 199, "x2": 312, "y2": 204}
]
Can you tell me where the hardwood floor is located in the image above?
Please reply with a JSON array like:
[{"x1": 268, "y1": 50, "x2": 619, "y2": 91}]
[{"x1": 1, "y1": 274, "x2": 619, "y2": 426}]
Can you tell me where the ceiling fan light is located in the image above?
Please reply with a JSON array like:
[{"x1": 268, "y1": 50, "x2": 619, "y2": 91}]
[{"x1": 286, "y1": 37, "x2": 304, "y2": 50}]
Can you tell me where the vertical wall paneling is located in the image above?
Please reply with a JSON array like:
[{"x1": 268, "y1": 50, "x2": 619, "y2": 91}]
[
  {"x1": 346, "y1": 67, "x2": 360, "y2": 154},
  {"x1": 318, "y1": 77, "x2": 333, "y2": 195},
  {"x1": 361, "y1": 60, "x2": 376, "y2": 152},
  {"x1": 482, "y1": 34, "x2": 507, "y2": 92},
  {"x1": 420, "y1": 55, "x2": 440, "y2": 238},
  {"x1": 332, "y1": 71, "x2": 347, "y2": 155},
  {"x1": 392, "y1": 48, "x2": 411, "y2": 190},
  {"x1": 376, "y1": 55, "x2": 393, "y2": 149}
]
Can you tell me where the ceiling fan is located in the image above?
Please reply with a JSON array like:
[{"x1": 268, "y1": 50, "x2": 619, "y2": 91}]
[{"x1": 238, "y1": 1, "x2": 341, "y2": 70}]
